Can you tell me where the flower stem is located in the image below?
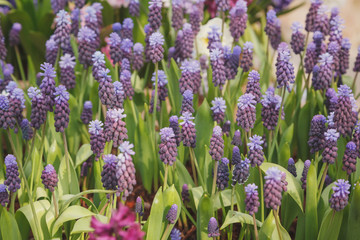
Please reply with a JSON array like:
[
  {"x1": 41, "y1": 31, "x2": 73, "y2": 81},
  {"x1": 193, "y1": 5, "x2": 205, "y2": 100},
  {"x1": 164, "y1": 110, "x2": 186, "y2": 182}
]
[
  {"x1": 257, "y1": 166, "x2": 264, "y2": 222},
  {"x1": 10, "y1": 192, "x2": 16, "y2": 214},
  {"x1": 163, "y1": 164, "x2": 169, "y2": 190},
  {"x1": 14, "y1": 46, "x2": 26, "y2": 81},
  {"x1": 352, "y1": 72, "x2": 359, "y2": 92},
  {"x1": 229, "y1": 185, "x2": 236, "y2": 239},
  {"x1": 160, "y1": 224, "x2": 172, "y2": 240},
  {"x1": 212, "y1": 161, "x2": 219, "y2": 196},
  {"x1": 253, "y1": 213, "x2": 259, "y2": 240},
  {"x1": 62, "y1": 131, "x2": 71, "y2": 186},
  {"x1": 52, "y1": 191, "x2": 58, "y2": 219},
  {"x1": 318, "y1": 163, "x2": 329, "y2": 201},
  {"x1": 152, "y1": 62, "x2": 159, "y2": 191},
  {"x1": 274, "y1": 209, "x2": 283, "y2": 240},
  {"x1": 189, "y1": 147, "x2": 198, "y2": 186}
]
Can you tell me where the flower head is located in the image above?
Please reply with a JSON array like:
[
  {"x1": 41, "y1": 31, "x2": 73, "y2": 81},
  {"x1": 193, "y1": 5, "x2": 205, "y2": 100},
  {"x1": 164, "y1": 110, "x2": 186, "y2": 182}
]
[
  {"x1": 0, "y1": 94, "x2": 9, "y2": 110},
  {"x1": 248, "y1": 135, "x2": 264, "y2": 150},
  {"x1": 59, "y1": 54, "x2": 76, "y2": 69},
  {"x1": 149, "y1": 32, "x2": 164, "y2": 46},
  {"x1": 265, "y1": 167, "x2": 282, "y2": 181},
  {"x1": 160, "y1": 127, "x2": 175, "y2": 141},
  {"x1": 78, "y1": 27, "x2": 96, "y2": 42},
  {"x1": 56, "y1": 10, "x2": 71, "y2": 26},
  {"x1": 39, "y1": 62, "x2": 56, "y2": 79},
  {"x1": 211, "y1": 97, "x2": 226, "y2": 113},
  {"x1": 151, "y1": 70, "x2": 167, "y2": 86},
  {"x1": 54, "y1": 85, "x2": 70, "y2": 104},
  {"x1": 237, "y1": 93, "x2": 256, "y2": 109},
  {"x1": 92, "y1": 51, "x2": 105, "y2": 66},
  {"x1": 109, "y1": 32, "x2": 121, "y2": 46},
  {"x1": 332, "y1": 179, "x2": 350, "y2": 198},
  {"x1": 119, "y1": 141, "x2": 135, "y2": 157},
  {"x1": 180, "y1": 112, "x2": 195, "y2": 126},
  {"x1": 4, "y1": 154, "x2": 16, "y2": 166},
  {"x1": 324, "y1": 129, "x2": 339, "y2": 142},
  {"x1": 89, "y1": 120, "x2": 103, "y2": 135}
]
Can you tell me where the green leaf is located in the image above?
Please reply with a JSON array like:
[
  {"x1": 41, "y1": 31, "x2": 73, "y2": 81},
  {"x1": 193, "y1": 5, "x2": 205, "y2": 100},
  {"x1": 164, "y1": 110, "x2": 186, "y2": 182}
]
[
  {"x1": 347, "y1": 183, "x2": 360, "y2": 240},
  {"x1": 75, "y1": 144, "x2": 93, "y2": 168},
  {"x1": 281, "y1": 192, "x2": 300, "y2": 230},
  {"x1": 196, "y1": 193, "x2": 213, "y2": 240},
  {"x1": 0, "y1": 208, "x2": 21, "y2": 240},
  {"x1": 175, "y1": 160, "x2": 195, "y2": 189},
  {"x1": 297, "y1": 103, "x2": 311, "y2": 160},
  {"x1": 162, "y1": 185, "x2": 182, "y2": 239},
  {"x1": 57, "y1": 155, "x2": 80, "y2": 195},
  {"x1": 220, "y1": 210, "x2": 262, "y2": 229},
  {"x1": 146, "y1": 189, "x2": 164, "y2": 240},
  {"x1": 71, "y1": 215, "x2": 108, "y2": 235},
  {"x1": 52, "y1": 206, "x2": 96, "y2": 236},
  {"x1": 305, "y1": 163, "x2": 318, "y2": 240},
  {"x1": 259, "y1": 211, "x2": 276, "y2": 240},
  {"x1": 317, "y1": 209, "x2": 343, "y2": 240},
  {"x1": 260, "y1": 163, "x2": 303, "y2": 212}
]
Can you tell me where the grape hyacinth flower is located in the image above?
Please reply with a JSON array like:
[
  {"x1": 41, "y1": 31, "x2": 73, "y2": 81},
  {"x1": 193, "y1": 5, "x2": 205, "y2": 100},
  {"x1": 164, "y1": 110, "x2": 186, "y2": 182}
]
[
  {"x1": 120, "y1": 70, "x2": 134, "y2": 100},
  {"x1": 0, "y1": 23, "x2": 5, "y2": 61},
  {"x1": 211, "y1": 97, "x2": 226, "y2": 124},
  {"x1": 159, "y1": 127, "x2": 178, "y2": 166},
  {"x1": 329, "y1": 179, "x2": 350, "y2": 211},
  {"x1": 51, "y1": 0, "x2": 66, "y2": 13},
  {"x1": 248, "y1": 135, "x2": 264, "y2": 167},
  {"x1": 54, "y1": 10, "x2": 71, "y2": 53},
  {"x1": 329, "y1": 15, "x2": 344, "y2": 45},
  {"x1": 236, "y1": 93, "x2": 256, "y2": 132},
  {"x1": 245, "y1": 183, "x2": 260, "y2": 215},
  {"x1": 20, "y1": 119, "x2": 34, "y2": 141},
  {"x1": 314, "y1": 5, "x2": 329, "y2": 36},
  {"x1": 122, "y1": 18, "x2": 134, "y2": 40},
  {"x1": 0, "y1": 63, "x2": 14, "y2": 92},
  {"x1": 338, "y1": 38, "x2": 351, "y2": 76},
  {"x1": 101, "y1": 154, "x2": 119, "y2": 191},
  {"x1": 304, "y1": 42, "x2": 317, "y2": 74},
  {"x1": 265, "y1": 10, "x2": 281, "y2": 50},
  {"x1": 180, "y1": 112, "x2": 196, "y2": 148},
  {"x1": 327, "y1": 41, "x2": 340, "y2": 74},
  {"x1": 129, "y1": 0, "x2": 140, "y2": 17},
  {"x1": 322, "y1": 129, "x2": 339, "y2": 164},
  {"x1": 181, "y1": 90, "x2": 194, "y2": 115},
  {"x1": 173, "y1": 30, "x2": 184, "y2": 61},
  {"x1": 313, "y1": 31, "x2": 323, "y2": 58},
  {"x1": 276, "y1": 42, "x2": 295, "y2": 92},
  {"x1": 117, "y1": 143, "x2": 137, "y2": 199},
  {"x1": 240, "y1": 42, "x2": 253, "y2": 72},
  {"x1": 172, "y1": 0, "x2": 183, "y2": 31},
  {"x1": 287, "y1": 158, "x2": 297, "y2": 177},
  {"x1": 89, "y1": 120, "x2": 106, "y2": 160},
  {"x1": 210, "y1": 46, "x2": 227, "y2": 90},
  {"x1": 215, "y1": 0, "x2": 229, "y2": 12},
  {"x1": 305, "y1": 0, "x2": 323, "y2": 32},
  {"x1": 290, "y1": 22, "x2": 305, "y2": 54},
  {"x1": 216, "y1": 158, "x2": 229, "y2": 190},
  {"x1": 4, "y1": 154, "x2": 20, "y2": 193},
  {"x1": 8, "y1": 86, "x2": 25, "y2": 124},
  {"x1": 166, "y1": 204, "x2": 178, "y2": 224},
  {"x1": 92, "y1": 51, "x2": 106, "y2": 80},
  {"x1": 312, "y1": 53, "x2": 333, "y2": 91},
  {"x1": 327, "y1": 112, "x2": 336, "y2": 130},
  {"x1": 0, "y1": 185, "x2": 8, "y2": 207},
  {"x1": 81, "y1": 157, "x2": 93, "y2": 177},
  {"x1": 121, "y1": 39, "x2": 133, "y2": 61},
  {"x1": 169, "y1": 116, "x2": 181, "y2": 146},
  {"x1": 78, "y1": 27, "x2": 97, "y2": 69},
  {"x1": 59, "y1": 54, "x2": 76, "y2": 89},
  {"x1": 71, "y1": 8, "x2": 80, "y2": 36},
  {"x1": 264, "y1": 167, "x2": 287, "y2": 210},
  {"x1": 352, "y1": 122, "x2": 360, "y2": 157},
  {"x1": 261, "y1": 87, "x2": 284, "y2": 130},
  {"x1": 152, "y1": 70, "x2": 168, "y2": 101},
  {"x1": 308, "y1": 114, "x2": 326, "y2": 154},
  {"x1": 232, "y1": 146, "x2": 241, "y2": 165},
  {"x1": 179, "y1": 60, "x2": 195, "y2": 94},
  {"x1": 81, "y1": 101, "x2": 93, "y2": 125},
  {"x1": 135, "y1": 197, "x2": 143, "y2": 216},
  {"x1": 0, "y1": 94, "x2": 14, "y2": 130},
  {"x1": 98, "y1": 68, "x2": 115, "y2": 108},
  {"x1": 109, "y1": 32, "x2": 122, "y2": 64},
  {"x1": 170, "y1": 228, "x2": 181, "y2": 240},
  {"x1": 54, "y1": 85, "x2": 70, "y2": 132},
  {"x1": 342, "y1": 141, "x2": 357, "y2": 175},
  {"x1": 121, "y1": 58, "x2": 131, "y2": 72},
  {"x1": 132, "y1": 43, "x2": 144, "y2": 71},
  {"x1": 144, "y1": 24, "x2": 156, "y2": 61},
  {"x1": 112, "y1": 22, "x2": 122, "y2": 37},
  {"x1": 148, "y1": 0, "x2": 162, "y2": 30},
  {"x1": 181, "y1": 23, "x2": 194, "y2": 59},
  {"x1": 209, "y1": 126, "x2": 224, "y2": 161},
  {"x1": 28, "y1": 87, "x2": 47, "y2": 130},
  {"x1": 41, "y1": 164, "x2": 58, "y2": 192},
  {"x1": 149, "y1": 32, "x2": 164, "y2": 63},
  {"x1": 104, "y1": 109, "x2": 128, "y2": 148},
  {"x1": 225, "y1": 46, "x2": 241, "y2": 80},
  {"x1": 334, "y1": 85, "x2": 357, "y2": 137},
  {"x1": 113, "y1": 81, "x2": 125, "y2": 109},
  {"x1": 182, "y1": 184, "x2": 190, "y2": 202},
  {"x1": 245, "y1": 70, "x2": 261, "y2": 103},
  {"x1": 85, "y1": 6, "x2": 100, "y2": 48},
  {"x1": 353, "y1": 46, "x2": 360, "y2": 72},
  {"x1": 208, "y1": 217, "x2": 220, "y2": 238},
  {"x1": 39, "y1": 62, "x2": 56, "y2": 112},
  {"x1": 207, "y1": 25, "x2": 221, "y2": 50},
  {"x1": 189, "y1": 4, "x2": 202, "y2": 36},
  {"x1": 9, "y1": 23, "x2": 21, "y2": 46},
  {"x1": 222, "y1": 120, "x2": 231, "y2": 136},
  {"x1": 231, "y1": 130, "x2": 242, "y2": 147},
  {"x1": 229, "y1": 0, "x2": 248, "y2": 43},
  {"x1": 232, "y1": 158, "x2": 250, "y2": 185},
  {"x1": 301, "y1": 160, "x2": 311, "y2": 189}
]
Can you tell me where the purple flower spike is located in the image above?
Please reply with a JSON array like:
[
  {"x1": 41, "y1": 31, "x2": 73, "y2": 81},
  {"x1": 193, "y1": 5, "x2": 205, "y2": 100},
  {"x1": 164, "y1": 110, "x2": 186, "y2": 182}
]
[
  {"x1": 231, "y1": 130, "x2": 242, "y2": 147},
  {"x1": 327, "y1": 41, "x2": 340, "y2": 73},
  {"x1": 240, "y1": 42, "x2": 253, "y2": 72},
  {"x1": 301, "y1": 160, "x2": 311, "y2": 189},
  {"x1": 54, "y1": 85, "x2": 70, "y2": 132},
  {"x1": 109, "y1": 32, "x2": 122, "y2": 64},
  {"x1": 232, "y1": 146, "x2": 241, "y2": 165},
  {"x1": 116, "y1": 151, "x2": 136, "y2": 200},
  {"x1": 208, "y1": 217, "x2": 220, "y2": 238},
  {"x1": 304, "y1": 42, "x2": 317, "y2": 74},
  {"x1": 101, "y1": 154, "x2": 118, "y2": 191},
  {"x1": 209, "y1": 126, "x2": 224, "y2": 161},
  {"x1": 314, "y1": 5, "x2": 329, "y2": 36},
  {"x1": 121, "y1": 39, "x2": 133, "y2": 60},
  {"x1": 181, "y1": 90, "x2": 194, "y2": 115},
  {"x1": 98, "y1": 68, "x2": 116, "y2": 108},
  {"x1": 112, "y1": 81, "x2": 125, "y2": 109},
  {"x1": 0, "y1": 94, "x2": 14, "y2": 130},
  {"x1": 339, "y1": 38, "x2": 351, "y2": 75},
  {"x1": 180, "y1": 112, "x2": 196, "y2": 148},
  {"x1": 232, "y1": 158, "x2": 250, "y2": 185},
  {"x1": 71, "y1": 8, "x2": 80, "y2": 36},
  {"x1": 222, "y1": 120, "x2": 231, "y2": 136},
  {"x1": 245, "y1": 70, "x2": 261, "y2": 103},
  {"x1": 78, "y1": 27, "x2": 97, "y2": 69},
  {"x1": 169, "y1": 116, "x2": 181, "y2": 146},
  {"x1": 133, "y1": 43, "x2": 144, "y2": 71},
  {"x1": 245, "y1": 183, "x2": 260, "y2": 215},
  {"x1": 236, "y1": 93, "x2": 256, "y2": 132},
  {"x1": 264, "y1": 167, "x2": 287, "y2": 210},
  {"x1": 189, "y1": 4, "x2": 202, "y2": 36},
  {"x1": 148, "y1": 0, "x2": 162, "y2": 30},
  {"x1": 265, "y1": 10, "x2": 281, "y2": 50},
  {"x1": 159, "y1": 127, "x2": 178, "y2": 166},
  {"x1": 149, "y1": 32, "x2": 164, "y2": 63},
  {"x1": 276, "y1": 42, "x2": 295, "y2": 92},
  {"x1": 92, "y1": 51, "x2": 106, "y2": 80},
  {"x1": 9, "y1": 23, "x2": 22, "y2": 46},
  {"x1": 129, "y1": 0, "x2": 140, "y2": 17},
  {"x1": 89, "y1": 120, "x2": 106, "y2": 160},
  {"x1": 210, "y1": 46, "x2": 227, "y2": 90},
  {"x1": 4, "y1": 154, "x2": 21, "y2": 193},
  {"x1": 217, "y1": 158, "x2": 229, "y2": 190},
  {"x1": 352, "y1": 122, "x2": 360, "y2": 157},
  {"x1": 354, "y1": 46, "x2": 360, "y2": 72},
  {"x1": 122, "y1": 18, "x2": 134, "y2": 40},
  {"x1": 305, "y1": 0, "x2": 323, "y2": 32},
  {"x1": 104, "y1": 109, "x2": 128, "y2": 148},
  {"x1": 225, "y1": 46, "x2": 241, "y2": 80},
  {"x1": 181, "y1": 23, "x2": 194, "y2": 59},
  {"x1": 329, "y1": 16, "x2": 344, "y2": 46},
  {"x1": 229, "y1": 0, "x2": 248, "y2": 42},
  {"x1": 28, "y1": 87, "x2": 47, "y2": 129},
  {"x1": 261, "y1": 87, "x2": 283, "y2": 130},
  {"x1": 135, "y1": 196, "x2": 143, "y2": 215},
  {"x1": 290, "y1": 22, "x2": 305, "y2": 54},
  {"x1": 172, "y1": 0, "x2": 183, "y2": 31},
  {"x1": 0, "y1": 23, "x2": 6, "y2": 61},
  {"x1": 182, "y1": 184, "x2": 190, "y2": 202},
  {"x1": 54, "y1": 10, "x2": 71, "y2": 53},
  {"x1": 39, "y1": 62, "x2": 56, "y2": 112},
  {"x1": 308, "y1": 114, "x2": 326, "y2": 154},
  {"x1": 152, "y1": 70, "x2": 168, "y2": 102},
  {"x1": 248, "y1": 135, "x2": 264, "y2": 167},
  {"x1": 207, "y1": 25, "x2": 221, "y2": 50},
  {"x1": 120, "y1": 70, "x2": 134, "y2": 100},
  {"x1": 81, "y1": 101, "x2": 93, "y2": 125},
  {"x1": 215, "y1": 0, "x2": 229, "y2": 12},
  {"x1": 342, "y1": 141, "x2": 357, "y2": 175},
  {"x1": 321, "y1": 128, "x2": 339, "y2": 165},
  {"x1": 0, "y1": 184, "x2": 9, "y2": 206},
  {"x1": 179, "y1": 60, "x2": 194, "y2": 94},
  {"x1": 41, "y1": 164, "x2": 58, "y2": 192},
  {"x1": 166, "y1": 204, "x2": 178, "y2": 224},
  {"x1": 59, "y1": 54, "x2": 76, "y2": 89},
  {"x1": 211, "y1": 97, "x2": 226, "y2": 124},
  {"x1": 312, "y1": 53, "x2": 334, "y2": 91},
  {"x1": 287, "y1": 158, "x2": 297, "y2": 177},
  {"x1": 330, "y1": 179, "x2": 350, "y2": 211},
  {"x1": 20, "y1": 119, "x2": 34, "y2": 141},
  {"x1": 170, "y1": 228, "x2": 181, "y2": 240}
]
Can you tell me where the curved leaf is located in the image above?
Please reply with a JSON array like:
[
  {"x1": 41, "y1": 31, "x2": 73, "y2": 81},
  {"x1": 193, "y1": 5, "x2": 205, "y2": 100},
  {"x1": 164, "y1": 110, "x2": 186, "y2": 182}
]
[
  {"x1": 305, "y1": 163, "x2": 318, "y2": 240},
  {"x1": 196, "y1": 193, "x2": 213, "y2": 240},
  {"x1": 146, "y1": 188, "x2": 164, "y2": 240},
  {"x1": 1, "y1": 208, "x2": 21, "y2": 240},
  {"x1": 75, "y1": 144, "x2": 93, "y2": 168},
  {"x1": 58, "y1": 155, "x2": 80, "y2": 195},
  {"x1": 220, "y1": 210, "x2": 262, "y2": 230},
  {"x1": 347, "y1": 183, "x2": 360, "y2": 240},
  {"x1": 71, "y1": 215, "x2": 108, "y2": 235},
  {"x1": 317, "y1": 209, "x2": 343, "y2": 240}
]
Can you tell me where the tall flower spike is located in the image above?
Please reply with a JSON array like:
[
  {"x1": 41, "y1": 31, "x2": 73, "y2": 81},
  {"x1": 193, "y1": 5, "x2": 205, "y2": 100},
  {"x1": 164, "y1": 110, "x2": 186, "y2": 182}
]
[
  {"x1": 261, "y1": 87, "x2": 284, "y2": 130},
  {"x1": 133, "y1": 43, "x2": 144, "y2": 71},
  {"x1": 232, "y1": 146, "x2": 241, "y2": 165},
  {"x1": 117, "y1": 146, "x2": 137, "y2": 199},
  {"x1": 305, "y1": 0, "x2": 323, "y2": 32},
  {"x1": 41, "y1": 164, "x2": 58, "y2": 192},
  {"x1": 182, "y1": 184, "x2": 190, "y2": 202},
  {"x1": 9, "y1": 23, "x2": 22, "y2": 46},
  {"x1": 210, "y1": 46, "x2": 227, "y2": 90},
  {"x1": 314, "y1": 5, "x2": 329, "y2": 36},
  {"x1": 40, "y1": 62, "x2": 56, "y2": 112},
  {"x1": 338, "y1": 38, "x2": 351, "y2": 75},
  {"x1": 121, "y1": 39, "x2": 133, "y2": 60},
  {"x1": 222, "y1": 120, "x2": 231, "y2": 137},
  {"x1": 180, "y1": 112, "x2": 196, "y2": 148},
  {"x1": 181, "y1": 23, "x2": 194, "y2": 59},
  {"x1": 327, "y1": 41, "x2": 340, "y2": 74},
  {"x1": 236, "y1": 93, "x2": 256, "y2": 132},
  {"x1": 8, "y1": 85, "x2": 25, "y2": 124},
  {"x1": 207, "y1": 25, "x2": 221, "y2": 50},
  {"x1": 54, "y1": 10, "x2": 72, "y2": 53},
  {"x1": 301, "y1": 160, "x2": 310, "y2": 189},
  {"x1": 211, "y1": 97, "x2": 226, "y2": 124},
  {"x1": 209, "y1": 126, "x2": 224, "y2": 161},
  {"x1": 248, "y1": 135, "x2": 264, "y2": 167},
  {"x1": 245, "y1": 183, "x2": 260, "y2": 215},
  {"x1": 113, "y1": 81, "x2": 125, "y2": 109},
  {"x1": 120, "y1": 70, "x2": 134, "y2": 100},
  {"x1": 28, "y1": 87, "x2": 47, "y2": 129},
  {"x1": 89, "y1": 120, "x2": 106, "y2": 160},
  {"x1": 246, "y1": 70, "x2": 261, "y2": 103},
  {"x1": 308, "y1": 114, "x2": 326, "y2": 154},
  {"x1": 290, "y1": 22, "x2": 305, "y2": 54},
  {"x1": 329, "y1": 15, "x2": 344, "y2": 45},
  {"x1": 172, "y1": 0, "x2": 183, "y2": 31},
  {"x1": 4, "y1": 154, "x2": 21, "y2": 193},
  {"x1": 231, "y1": 130, "x2": 242, "y2": 147},
  {"x1": 179, "y1": 60, "x2": 195, "y2": 94},
  {"x1": 166, "y1": 204, "x2": 178, "y2": 224},
  {"x1": 353, "y1": 46, "x2": 360, "y2": 72},
  {"x1": 113, "y1": 22, "x2": 122, "y2": 37},
  {"x1": 109, "y1": 32, "x2": 122, "y2": 64},
  {"x1": 85, "y1": 6, "x2": 100, "y2": 48},
  {"x1": 322, "y1": 129, "x2": 339, "y2": 165},
  {"x1": 0, "y1": 93, "x2": 14, "y2": 130},
  {"x1": 232, "y1": 158, "x2": 250, "y2": 185},
  {"x1": 169, "y1": 116, "x2": 182, "y2": 146},
  {"x1": 151, "y1": 70, "x2": 168, "y2": 101},
  {"x1": 329, "y1": 179, "x2": 350, "y2": 211},
  {"x1": 287, "y1": 158, "x2": 297, "y2": 177},
  {"x1": 92, "y1": 51, "x2": 106, "y2": 80},
  {"x1": 276, "y1": 42, "x2": 295, "y2": 92},
  {"x1": 181, "y1": 90, "x2": 194, "y2": 115},
  {"x1": 264, "y1": 167, "x2": 287, "y2": 210},
  {"x1": 215, "y1": 0, "x2": 229, "y2": 12},
  {"x1": 135, "y1": 196, "x2": 143, "y2": 215},
  {"x1": 54, "y1": 85, "x2": 70, "y2": 132},
  {"x1": 148, "y1": 0, "x2": 162, "y2": 30},
  {"x1": 81, "y1": 101, "x2": 93, "y2": 125},
  {"x1": 0, "y1": 184, "x2": 9, "y2": 206},
  {"x1": 0, "y1": 22, "x2": 6, "y2": 60},
  {"x1": 149, "y1": 32, "x2": 164, "y2": 63},
  {"x1": 59, "y1": 54, "x2": 76, "y2": 89},
  {"x1": 98, "y1": 68, "x2": 115, "y2": 108},
  {"x1": 265, "y1": 10, "x2": 281, "y2": 50},
  {"x1": 189, "y1": 4, "x2": 202, "y2": 36},
  {"x1": 304, "y1": 42, "x2": 317, "y2": 74},
  {"x1": 129, "y1": 0, "x2": 140, "y2": 17},
  {"x1": 159, "y1": 127, "x2": 178, "y2": 166},
  {"x1": 229, "y1": 0, "x2": 248, "y2": 42},
  {"x1": 71, "y1": 8, "x2": 80, "y2": 36},
  {"x1": 352, "y1": 122, "x2": 360, "y2": 157},
  {"x1": 0, "y1": 63, "x2": 14, "y2": 92},
  {"x1": 342, "y1": 141, "x2": 357, "y2": 175},
  {"x1": 170, "y1": 228, "x2": 181, "y2": 240},
  {"x1": 225, "y1": 46, "x2": 241, "y2": 80},
  {"x1": 78, "y1": 27, "x2": 97, "y2": 69},
  {"x1": 217, "y1": 158, "x2": 229, "y2": 190},
  {"x1": 122, "y1": 18, "x2": 134, "y2": 40},
  {"x1": 101, "y1": 154, "x2": 119, "y2": 191},
  {"x1": 313, "y1": 31, "x2": 323, "y2": 58},
  {"x1": 104, "y1": 109, "x2": 128, "y2": 148},
  {"x1": 20, "y1": 119, "x2": 34, "y2": 141},
  {"x1": 45, "y1": 36, "x2": 58, "y2": 66},
  {"x1": 240, "y1": 42, "x2": 253, "y2": 72},
  {"x1": 208, "y1": 217, "x2": 220, "y2": 238},
  {"x1": 312, "y1": 53, "x2": 333, "y2": 91}
]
